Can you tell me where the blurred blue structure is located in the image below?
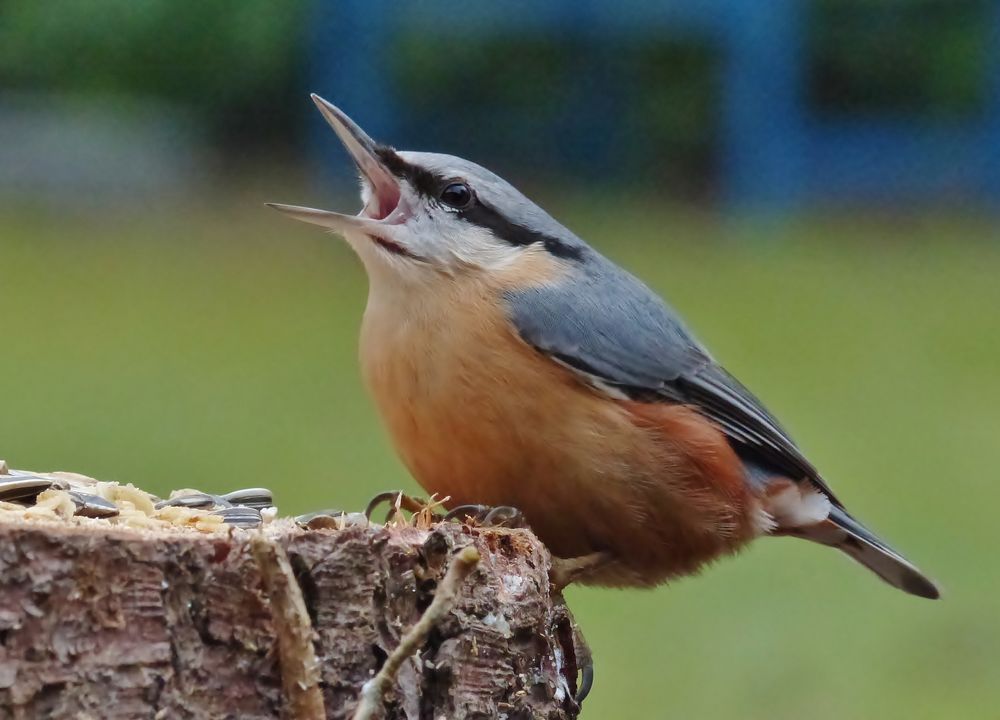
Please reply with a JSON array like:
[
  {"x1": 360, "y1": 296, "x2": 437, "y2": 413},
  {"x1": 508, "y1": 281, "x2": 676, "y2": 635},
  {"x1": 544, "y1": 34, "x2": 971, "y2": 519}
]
[{"x1": 308, "y1": 0, "x2": 1000, "y2": 209}]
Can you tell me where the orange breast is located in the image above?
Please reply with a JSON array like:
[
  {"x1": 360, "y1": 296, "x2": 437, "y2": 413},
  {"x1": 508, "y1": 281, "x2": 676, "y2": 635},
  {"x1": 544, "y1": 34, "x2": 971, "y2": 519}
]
[{"x1": 359, "y1": 257, "x2": 758, "y2": 586}]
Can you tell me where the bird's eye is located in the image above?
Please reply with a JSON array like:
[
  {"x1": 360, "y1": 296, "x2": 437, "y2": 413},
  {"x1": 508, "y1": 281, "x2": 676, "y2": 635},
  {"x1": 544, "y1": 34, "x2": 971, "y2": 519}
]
[{"x1": 439, "y1": 182, "x2": 473, "y2": 209}]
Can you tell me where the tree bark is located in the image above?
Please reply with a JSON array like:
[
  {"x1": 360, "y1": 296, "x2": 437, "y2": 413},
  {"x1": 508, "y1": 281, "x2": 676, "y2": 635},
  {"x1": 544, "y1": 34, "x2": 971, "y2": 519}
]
[{"x1": 0, "y1": 517, "x2": 582, "y2": 719}]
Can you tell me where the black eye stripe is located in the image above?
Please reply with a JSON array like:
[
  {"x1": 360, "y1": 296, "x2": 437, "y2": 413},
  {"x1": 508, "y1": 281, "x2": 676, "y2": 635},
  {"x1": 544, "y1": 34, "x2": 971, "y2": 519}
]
[
  {"x1": 375, "y1": 146, "x2": 440, "y2": 197},
  {"x1": 457, "y1": 200, "x2": 584, "y2": 261},
  {"x1": 374, "y1": 146, "x2": 583, "y2": 261}
]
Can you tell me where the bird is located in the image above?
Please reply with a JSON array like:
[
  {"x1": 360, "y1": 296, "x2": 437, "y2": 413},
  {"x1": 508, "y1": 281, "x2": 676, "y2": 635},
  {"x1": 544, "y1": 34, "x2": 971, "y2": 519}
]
[{"x1": 268, "y1": 94, "x2": 938, "y2": 600}]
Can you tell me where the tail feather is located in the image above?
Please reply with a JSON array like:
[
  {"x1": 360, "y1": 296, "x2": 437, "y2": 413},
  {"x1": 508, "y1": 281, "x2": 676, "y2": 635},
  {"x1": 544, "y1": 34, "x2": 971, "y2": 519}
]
[{"x1": 804, "y1": 505, "x2": 940, "y2": 600}]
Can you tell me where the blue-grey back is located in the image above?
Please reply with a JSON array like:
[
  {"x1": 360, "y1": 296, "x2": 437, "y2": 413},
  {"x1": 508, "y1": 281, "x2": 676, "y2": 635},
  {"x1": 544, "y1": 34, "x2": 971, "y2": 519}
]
[
  {"x1": 505, "y1": 249, "x2": 711, "y2": 393},
  {"x1": 504, "y1": 249, "x2": 834, "y2": 502}
]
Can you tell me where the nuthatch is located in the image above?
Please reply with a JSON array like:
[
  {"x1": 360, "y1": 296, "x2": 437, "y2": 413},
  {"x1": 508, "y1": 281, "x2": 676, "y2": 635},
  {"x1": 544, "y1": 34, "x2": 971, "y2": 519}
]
[{"x1": 269, "y1": 95, "x2": 938, "y2": 600}]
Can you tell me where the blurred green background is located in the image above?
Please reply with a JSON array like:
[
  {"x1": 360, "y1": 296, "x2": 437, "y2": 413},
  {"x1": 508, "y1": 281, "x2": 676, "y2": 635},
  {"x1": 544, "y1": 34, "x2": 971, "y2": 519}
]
[{"x1": 2, "y1": 1, "x2": 1000, "y2": 718}]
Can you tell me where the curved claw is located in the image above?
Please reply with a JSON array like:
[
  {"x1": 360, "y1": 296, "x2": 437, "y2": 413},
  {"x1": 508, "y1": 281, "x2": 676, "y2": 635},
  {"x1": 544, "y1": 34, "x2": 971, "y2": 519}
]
[
  {"x1": 443, "y1": 504, "x2": 491, "y2": 523},
  {"x1": 444, "y1": 504, "x2": 528, "y2": 528},
  {"x1": 572, "y1": 621, "x2": 594, "y2": 705},
  {"x1": 482, "y1": 506, "x2": 526, "y2": 528},
  {"x1": 363, "y1": 491, "x2": 426, "y2": 523},
  {"x1": 576, "y1": 662, "x2": 594, "y2": 705},
  {"x1": 364, "y1": 491, "x2": 401, "y2": 521}
]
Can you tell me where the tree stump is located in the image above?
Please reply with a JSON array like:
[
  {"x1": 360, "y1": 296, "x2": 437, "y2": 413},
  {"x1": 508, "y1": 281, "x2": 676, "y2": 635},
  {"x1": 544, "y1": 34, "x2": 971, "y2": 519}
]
[{"x1": 0, "y1": 516, "x2": 583, "y2": 719}]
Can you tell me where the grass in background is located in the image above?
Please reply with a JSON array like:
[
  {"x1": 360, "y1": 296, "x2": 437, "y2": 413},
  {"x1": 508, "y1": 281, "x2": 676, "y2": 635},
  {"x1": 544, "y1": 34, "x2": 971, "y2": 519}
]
[{"x1": 1, "y1": 196, "x2": 998, "y2": 718}]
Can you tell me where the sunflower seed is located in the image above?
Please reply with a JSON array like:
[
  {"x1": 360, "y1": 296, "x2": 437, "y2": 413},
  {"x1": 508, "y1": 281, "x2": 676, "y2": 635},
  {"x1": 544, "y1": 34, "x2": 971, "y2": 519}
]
[
  {"x1": 221, "y1": 487, "x2": 273, "y2": 510},
  {"x1": 69, "y1": 491, "x2": 119, "y2": 519},
  {"x1": 212, "y1": 506, "x2": 262, "y2": 528},
  {"x1": 41, "y1": 471, "x2": 100, "y2": 490},
  {"x1": 295, "y1": 509, "x2": 346, "y2": 530},
  {"x1": 155, "y1": 493, "x2": 217, "y2": 510},
  {"x1": 0, "y1": 475, "x2": 54, "y2": 503}
]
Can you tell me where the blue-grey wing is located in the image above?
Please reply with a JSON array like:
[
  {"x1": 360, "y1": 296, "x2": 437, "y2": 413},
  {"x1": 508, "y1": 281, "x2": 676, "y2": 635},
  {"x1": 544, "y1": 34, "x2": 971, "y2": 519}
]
[{"x1": 505, "y1": 256, "x2": 838, "y2": 503}]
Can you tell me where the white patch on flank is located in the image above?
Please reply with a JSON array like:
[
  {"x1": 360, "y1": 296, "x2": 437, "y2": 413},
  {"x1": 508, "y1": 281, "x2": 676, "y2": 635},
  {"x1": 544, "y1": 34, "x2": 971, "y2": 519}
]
[
  {"x1": 588, "y1": 377, "x2": 631, "y2": 400},
  {"x1": 765, "y1": 481, "x2": 832, "y2": 529},
  {"x1": 751, "y1": 502, "x2": 777, "y2": 535}
]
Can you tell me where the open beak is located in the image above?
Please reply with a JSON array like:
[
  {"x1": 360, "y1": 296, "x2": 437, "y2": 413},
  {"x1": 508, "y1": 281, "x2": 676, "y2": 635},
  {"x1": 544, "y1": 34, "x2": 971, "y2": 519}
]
[{"x1": 267, "y1": 94, "x2": 402, "y2": 234}]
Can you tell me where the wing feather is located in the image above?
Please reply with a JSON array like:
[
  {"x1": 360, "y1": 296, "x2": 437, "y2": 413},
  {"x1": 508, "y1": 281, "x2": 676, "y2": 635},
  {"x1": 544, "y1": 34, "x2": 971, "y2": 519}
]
[{"x1": 505, "y1": 259, "x2": 841, "y2": 505}]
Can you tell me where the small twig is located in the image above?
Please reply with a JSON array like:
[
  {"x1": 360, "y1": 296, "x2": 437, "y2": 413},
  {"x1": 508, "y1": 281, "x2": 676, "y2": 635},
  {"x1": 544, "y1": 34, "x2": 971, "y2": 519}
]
[
  {"x1": 352, "y1": 544, "x2": 481, "y2": 720},
  {"x1": 251, "y1": 534, "x2": 326, "y2": 720}
]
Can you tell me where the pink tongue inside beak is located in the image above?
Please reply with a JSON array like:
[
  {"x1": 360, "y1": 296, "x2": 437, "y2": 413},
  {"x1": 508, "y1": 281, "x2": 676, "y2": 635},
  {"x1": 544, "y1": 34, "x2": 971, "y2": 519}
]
[{"x1": 363, "y1": 175, "x2": 401, "y2": 221}]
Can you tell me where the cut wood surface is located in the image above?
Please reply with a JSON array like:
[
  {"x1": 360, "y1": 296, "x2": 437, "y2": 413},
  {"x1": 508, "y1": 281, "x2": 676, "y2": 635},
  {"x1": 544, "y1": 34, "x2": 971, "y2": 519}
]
[{"x1": 0, "y1": 515, "x2": 583, "y2": 719}]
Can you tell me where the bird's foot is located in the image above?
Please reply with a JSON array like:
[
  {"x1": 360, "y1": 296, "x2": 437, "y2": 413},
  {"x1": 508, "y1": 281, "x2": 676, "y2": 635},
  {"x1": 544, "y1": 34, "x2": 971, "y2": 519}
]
[
  {"x1": 443, "y1": 503, "x2": 527, "y2": 528},
  {"x1": 363, "y1": 490, "x2": 449, "y2": 528},
  {"x1": 549, "y1": 552, "x2": 612, "y2": 592},
  {"x1": 572, "y1": 618, "x2": 594, "y2": 705},
  {"x1": 555, "y1": 605, "x2": 594, "y2": 706}
]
